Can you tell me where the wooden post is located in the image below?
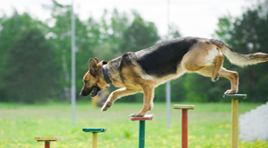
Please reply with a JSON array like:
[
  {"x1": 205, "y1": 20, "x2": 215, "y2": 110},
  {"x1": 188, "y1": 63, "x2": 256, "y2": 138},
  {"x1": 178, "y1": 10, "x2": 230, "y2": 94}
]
[
  {"x1": 83, "y1": 128, "x2": 107, "y2": 148},
  {"x1": 34, "y1": 137, "x2": 61, "y2": 148},
  {"x1": 173, "y1": 105, "x2": 195, "y2": 148},
  {"x1": 92, "y1": 133, "x2": 98, "y2": 148},
  {"x1": 232, "y1": 98, "x2": 238, "y2": 148},
  {"x1": 44, "y1": 141, "x2": 50, "y2": 148},
  {"x1": 139, "y1": 120, "x2": 145, "y2": 148},
  {"x1": 131, "y1": 114, "x2": 154, "y2": 148},
  {"x1": 223, "y1": 94, "x2": 247, "y2": 148},
  {"x1": 181, "y1": 109, "x2": 188, "y2": 148}
]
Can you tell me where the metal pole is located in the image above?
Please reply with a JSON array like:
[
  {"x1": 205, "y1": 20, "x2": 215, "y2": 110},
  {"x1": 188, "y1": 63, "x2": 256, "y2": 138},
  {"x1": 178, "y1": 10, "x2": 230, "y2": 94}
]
[
  {"x1": 166, "y1": 81, "x2": 171, "y2": 129},
  {"x1": 71, "y1": 0, "x2": 76, "y2": 125},
  {"x1": 167, "y1": 0, "x2": 170, "y2": 39},
  {"x1": 165, "y1": 0, "x2": 171, "y2": 129}
]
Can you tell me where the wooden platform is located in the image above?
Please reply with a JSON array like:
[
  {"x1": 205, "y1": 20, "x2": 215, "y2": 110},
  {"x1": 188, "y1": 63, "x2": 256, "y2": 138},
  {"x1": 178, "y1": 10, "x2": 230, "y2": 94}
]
[
  {"x1": 34, "y1": 137, "x2": 61, "y2": 142},
  {"x1": 223, "y1": 94, "x2": 247, "y2": 99},
  {"x1": 173, "y1": 105, "x2": 195, "y2": 110},
  {"x1": 82, "y1": 128, "x2": 107, "y2": 133},
  {"x1": 131, "y1": 114, "x2": 154, "y2": 121}
]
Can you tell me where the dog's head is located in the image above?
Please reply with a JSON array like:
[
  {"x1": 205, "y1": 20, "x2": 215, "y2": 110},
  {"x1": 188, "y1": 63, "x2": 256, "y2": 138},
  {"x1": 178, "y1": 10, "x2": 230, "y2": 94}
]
[{"x1": 79, "y1": 58, "x2": 110, "y2": 98}]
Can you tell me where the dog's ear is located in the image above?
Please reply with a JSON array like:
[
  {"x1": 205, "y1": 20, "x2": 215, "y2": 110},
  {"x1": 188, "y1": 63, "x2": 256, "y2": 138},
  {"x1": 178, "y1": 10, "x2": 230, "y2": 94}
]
[
  {"x1": 89, "y1": 58, "x2": 97, "y2": 76},
  {"x1": 94, "y1": 57, "x2": 100, "y2": 63}
]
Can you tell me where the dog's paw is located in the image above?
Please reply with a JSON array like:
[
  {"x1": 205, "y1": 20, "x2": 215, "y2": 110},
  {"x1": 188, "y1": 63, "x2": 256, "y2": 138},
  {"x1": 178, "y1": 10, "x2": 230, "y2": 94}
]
[
  {"x1": 224, "y1": 89, "x2": 237, "y2": 94},
  {"x1": 101, "y1": 101, "x2": 113, "y2": 111},
  {"x1": 211, "y1": 74, "x2": 219, "y2": 82},
  {"x1": 129, "y1": 113, "x2": 144, "y2": 117}
]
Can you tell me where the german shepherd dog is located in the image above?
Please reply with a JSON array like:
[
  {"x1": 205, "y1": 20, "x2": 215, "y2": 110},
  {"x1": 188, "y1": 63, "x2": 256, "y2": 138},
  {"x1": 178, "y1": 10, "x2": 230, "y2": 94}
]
[{"x1": 80, "y1": 37, "x2": 268, "y2": 117}]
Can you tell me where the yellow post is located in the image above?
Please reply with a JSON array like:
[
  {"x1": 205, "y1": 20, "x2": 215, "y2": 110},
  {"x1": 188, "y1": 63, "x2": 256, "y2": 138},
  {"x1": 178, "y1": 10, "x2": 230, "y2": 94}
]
[
  {"x1": 83, "y1": 128, "x2": 107, "y2": 148},
  {"x1": 223, "y1": 94, "x2": 246, "y2": 148},
  {"x1": 231, "y1": 98, "x2": 238, "y2": 148},
  {"x1": 92, "y1": 133, "x2": 98, "y2": 148}
]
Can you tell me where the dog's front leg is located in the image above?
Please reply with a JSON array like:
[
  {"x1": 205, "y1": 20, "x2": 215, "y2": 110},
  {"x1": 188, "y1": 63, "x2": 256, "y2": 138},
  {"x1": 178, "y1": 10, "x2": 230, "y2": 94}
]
[
  {"x1": 101, "y1": 88, "x2": 141, "y2": 111},
  {"x1": 130, "y1": 84, "x2": 155, "y2": 117}
]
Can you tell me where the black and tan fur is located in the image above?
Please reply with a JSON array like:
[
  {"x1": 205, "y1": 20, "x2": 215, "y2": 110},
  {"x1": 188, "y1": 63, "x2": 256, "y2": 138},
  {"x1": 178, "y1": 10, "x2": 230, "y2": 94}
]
[{"x1": 80, "y1": 37, "x2": 268, "y2": 117}]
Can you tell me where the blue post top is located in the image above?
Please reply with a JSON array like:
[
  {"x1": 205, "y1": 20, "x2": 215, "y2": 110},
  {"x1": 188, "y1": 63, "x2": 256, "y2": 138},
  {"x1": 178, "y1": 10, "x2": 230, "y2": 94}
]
[
  {"x1": 82, "y1": 128, "x2": 107, "y2": 133},
  {"x1": 223, "y1": 94, "x2": 247, "y2": 99}
]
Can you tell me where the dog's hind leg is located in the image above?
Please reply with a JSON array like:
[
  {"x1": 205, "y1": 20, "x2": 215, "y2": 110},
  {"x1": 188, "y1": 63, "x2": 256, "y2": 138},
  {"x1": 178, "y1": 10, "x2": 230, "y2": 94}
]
[
  {"x1": 211, "y1": 54, "x2": 224, "y2": 82},
  {"x1": 218, "y1": 68, "x2": 239, "y2": 94},
  {"x1": 197, "y1": 67, "x2": 239, "y2": 94},
  {"x1": 183, "y1": 49, "x2": 224, "y2": 82},
  {"x1": 101, "y1": 88, "x2": 141, "y2": 111}
]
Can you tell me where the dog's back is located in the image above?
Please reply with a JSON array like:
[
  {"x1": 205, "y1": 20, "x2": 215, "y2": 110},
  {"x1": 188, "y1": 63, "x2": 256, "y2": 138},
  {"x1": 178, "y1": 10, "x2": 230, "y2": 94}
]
[{"x1": 134, "y1": 37, "x2": 199, "y2": 77}]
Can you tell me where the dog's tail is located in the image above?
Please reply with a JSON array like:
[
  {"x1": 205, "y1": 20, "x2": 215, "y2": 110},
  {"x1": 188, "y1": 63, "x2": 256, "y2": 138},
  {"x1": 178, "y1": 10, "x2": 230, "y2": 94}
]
[{"x1": 210, "y1": 39, "x2": 268, "y2": 67}]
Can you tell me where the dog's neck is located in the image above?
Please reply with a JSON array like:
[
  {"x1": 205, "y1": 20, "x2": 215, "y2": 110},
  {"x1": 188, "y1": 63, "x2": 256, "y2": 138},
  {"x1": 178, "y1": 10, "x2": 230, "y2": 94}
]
[{"x1": 102, "y1": 64, "x2": 111, "y2": 84}]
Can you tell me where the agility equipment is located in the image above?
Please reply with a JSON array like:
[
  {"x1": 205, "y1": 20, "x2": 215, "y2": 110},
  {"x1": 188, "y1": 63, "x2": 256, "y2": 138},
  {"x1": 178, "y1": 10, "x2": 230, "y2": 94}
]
[
  {"x1": 131, "y1": 114, "x2": 154, "y2": 148},
  {"x1": 223, "y1": 94, "x2": 246, "y2": 148},
  {"x1": 83, "y1": 128, "x2": 107, "y2": 148},
  {"x1": 34, "y1": 137, "x2": 61, "y2": 148},
  {"x1": 173, "y1": 105, "x2": 195, "y2": 148}
]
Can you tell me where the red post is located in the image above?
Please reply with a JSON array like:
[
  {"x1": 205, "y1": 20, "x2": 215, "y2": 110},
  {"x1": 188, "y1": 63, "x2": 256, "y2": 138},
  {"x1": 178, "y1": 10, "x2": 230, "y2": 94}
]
[
  {"x1": 44, "y1": 141, "x2": 50, "y2": 148},
  {"x1": 173, "y1": 105, "x2": 194, "y2": 148},
  {"x1": 181, "y1": 109, "x2": 188, "y2": 148},
  {"x1": 34, "y1": 137, "x2": 60, "y2": 148}
]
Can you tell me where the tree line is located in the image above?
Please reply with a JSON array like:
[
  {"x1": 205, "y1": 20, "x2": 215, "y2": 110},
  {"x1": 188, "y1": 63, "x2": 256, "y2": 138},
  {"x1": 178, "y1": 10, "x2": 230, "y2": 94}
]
[{"x1": 0, "y1": 0, "x2": 267, "y2": 103}]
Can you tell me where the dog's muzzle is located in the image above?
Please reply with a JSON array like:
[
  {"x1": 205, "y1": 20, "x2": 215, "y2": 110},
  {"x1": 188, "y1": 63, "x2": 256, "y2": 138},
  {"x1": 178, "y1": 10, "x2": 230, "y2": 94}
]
[
  {"x1": 80, "y1": 85, "x2": 100, "y2": 98},
  {"x1": 90, "y1": 86, "x2": 100, "y2": 97}
]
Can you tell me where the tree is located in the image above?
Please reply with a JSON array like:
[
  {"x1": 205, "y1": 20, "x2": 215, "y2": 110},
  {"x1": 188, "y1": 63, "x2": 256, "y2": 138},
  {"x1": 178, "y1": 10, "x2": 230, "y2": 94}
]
[
  {"x1": 46, "y1": 0, "x2": 99, "y2": 101},
  {"x1": 120, "y1": 11, "x2": 160, "y2": 53},
  {"x1": 92, "y1": 9, "x2": 129, "y2": 61},
  {"x1": 213, "y1": 14, "x2": 233, "y2": 45},
  {"x1": 2, "y1": 28, "x2": 60, "y2": 103},
  {"x1": 214, "y1": 0, "x2": 268, "y2": 102},
  {"x1": 0, "y1": 11, "x2": 49, "y2": 102}
]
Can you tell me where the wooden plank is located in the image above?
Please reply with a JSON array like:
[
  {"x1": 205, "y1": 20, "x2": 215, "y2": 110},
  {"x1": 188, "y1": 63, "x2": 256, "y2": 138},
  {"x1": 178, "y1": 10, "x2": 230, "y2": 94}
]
[
  {"x1": 34, "y1": 137, "x2": 61, "y2": 141},
  {"x1": 173, "y1": 105, "x2": 195, "y2": 110},
  {"x1": 131, "y1": 114, "x2": 154, "y2": 121}
]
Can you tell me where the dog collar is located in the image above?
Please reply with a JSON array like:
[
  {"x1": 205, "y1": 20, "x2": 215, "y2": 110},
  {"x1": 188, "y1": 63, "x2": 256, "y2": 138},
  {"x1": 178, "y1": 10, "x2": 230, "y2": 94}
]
[{"x1": 102, "y1": 64, "x2": 111, "y2": 84}]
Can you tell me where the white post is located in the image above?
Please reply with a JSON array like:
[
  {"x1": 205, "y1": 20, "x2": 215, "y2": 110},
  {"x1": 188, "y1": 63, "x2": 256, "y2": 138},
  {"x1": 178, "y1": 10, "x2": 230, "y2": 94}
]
[
  {"x1": 165, "y1": 0, "x2": 171, "y2": 129},
  {"x1": 166, "y1": 81, "x2": 171, "y2": 129},
  {"x1": 71, "y1": 0, "x2": 76, "y2": 125}
]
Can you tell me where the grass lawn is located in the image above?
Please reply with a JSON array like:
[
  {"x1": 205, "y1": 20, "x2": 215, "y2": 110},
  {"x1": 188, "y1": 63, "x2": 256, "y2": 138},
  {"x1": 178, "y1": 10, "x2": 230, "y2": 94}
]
[{"x1": 0, "y1": 101, "x2": 267, "y2": 148}]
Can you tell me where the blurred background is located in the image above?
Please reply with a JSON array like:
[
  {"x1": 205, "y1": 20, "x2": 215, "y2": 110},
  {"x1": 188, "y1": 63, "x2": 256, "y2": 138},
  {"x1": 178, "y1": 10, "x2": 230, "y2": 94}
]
[{"x1": 0, "y1": 0, "x2": 268, "y2": 104}]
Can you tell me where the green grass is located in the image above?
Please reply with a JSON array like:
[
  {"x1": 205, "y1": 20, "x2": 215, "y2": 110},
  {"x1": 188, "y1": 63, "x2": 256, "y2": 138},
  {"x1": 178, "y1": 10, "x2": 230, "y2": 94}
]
[{"x1": 0, "y1": 101, "x2": 267, "y2": 148}]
